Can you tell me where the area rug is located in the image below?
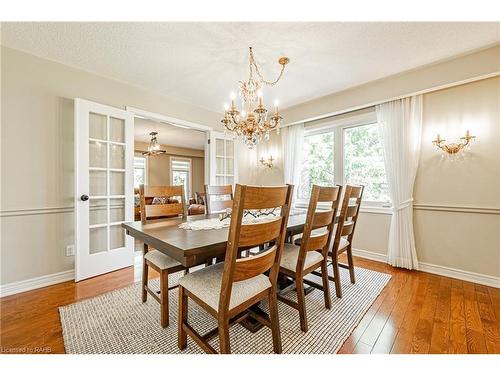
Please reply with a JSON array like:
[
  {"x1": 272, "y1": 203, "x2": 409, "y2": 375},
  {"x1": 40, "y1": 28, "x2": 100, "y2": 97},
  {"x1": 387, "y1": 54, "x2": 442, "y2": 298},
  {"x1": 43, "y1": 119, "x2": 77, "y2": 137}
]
[{"x1": 59, "y1": 267, "x2": 390, "y2": 354}]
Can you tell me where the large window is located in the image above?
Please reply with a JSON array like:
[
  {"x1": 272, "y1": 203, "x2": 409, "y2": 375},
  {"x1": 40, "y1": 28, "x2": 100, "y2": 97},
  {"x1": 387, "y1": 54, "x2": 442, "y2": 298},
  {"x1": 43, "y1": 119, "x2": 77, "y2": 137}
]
[
  {"x1": 344, "y1": 124, "x2": 389, "y2": 203},
  {"x1": 170, "y1": 157, "x2": 192, "y2": 200},
  {"x1": 298, "y1": 118, "x2": 390, "y2": 206},
  {"x1": 298, "y1": 132, "x2": 334, "y2": 199},
  {"x1": 133, "y1": 156, "x2": 147, "y2": 188}
]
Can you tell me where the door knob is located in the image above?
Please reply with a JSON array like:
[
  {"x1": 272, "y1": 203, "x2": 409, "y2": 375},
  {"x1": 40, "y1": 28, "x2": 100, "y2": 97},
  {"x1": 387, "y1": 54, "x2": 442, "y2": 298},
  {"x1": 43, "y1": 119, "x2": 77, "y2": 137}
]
[{"x1": 80, "y1": 194, "x2": 89, "y2": 201}]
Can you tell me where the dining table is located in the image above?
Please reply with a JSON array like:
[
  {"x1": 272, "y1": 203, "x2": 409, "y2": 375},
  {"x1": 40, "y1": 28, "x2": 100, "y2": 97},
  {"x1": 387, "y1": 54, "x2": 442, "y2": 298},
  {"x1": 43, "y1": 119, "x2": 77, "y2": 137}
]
[
  {"x1": 122, "y1": 212, "x2": 313, "y2": 268},
  {"x1": 122, "y1": 211, "x2": 340, "y2": 333}
]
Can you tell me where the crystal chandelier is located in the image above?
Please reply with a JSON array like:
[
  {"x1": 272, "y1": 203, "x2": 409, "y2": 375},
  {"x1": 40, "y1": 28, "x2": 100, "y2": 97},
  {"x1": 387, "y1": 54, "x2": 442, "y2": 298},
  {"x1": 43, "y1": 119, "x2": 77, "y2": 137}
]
[
  {"x1": 221, "y1": 47, "x2": 290, "y2": 149},
  {"x1": 142, "y1": 131, "x2": 166, "y2": 156}
]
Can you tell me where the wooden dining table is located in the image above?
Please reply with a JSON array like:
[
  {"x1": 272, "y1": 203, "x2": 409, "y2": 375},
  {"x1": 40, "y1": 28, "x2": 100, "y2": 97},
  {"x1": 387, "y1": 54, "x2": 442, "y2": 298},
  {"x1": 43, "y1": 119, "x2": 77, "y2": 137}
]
[
  {"x1": 122, "y1": 212, "x2": 311, "y2": 268},
  {"x1": 122, "y1": 211, "x2": 341, "y2": 333}
]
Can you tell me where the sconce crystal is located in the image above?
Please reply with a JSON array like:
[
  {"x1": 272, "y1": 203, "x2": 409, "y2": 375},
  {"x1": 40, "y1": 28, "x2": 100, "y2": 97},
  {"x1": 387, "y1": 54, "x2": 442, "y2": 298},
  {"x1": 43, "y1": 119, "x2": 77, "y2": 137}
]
[{"x1": 432, "y1": 130, "x2": 476, "y2": 157}]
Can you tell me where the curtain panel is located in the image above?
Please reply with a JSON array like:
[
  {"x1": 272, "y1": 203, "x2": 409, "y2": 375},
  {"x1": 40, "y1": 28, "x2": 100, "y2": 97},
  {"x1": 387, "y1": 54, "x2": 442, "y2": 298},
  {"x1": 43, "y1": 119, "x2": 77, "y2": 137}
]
[
  {"x1": 376, "y1": 95, "x2": 423, "y2": 270},
  {"x1": 280, "y1": 123, "x2": 304, "y2": 204}
]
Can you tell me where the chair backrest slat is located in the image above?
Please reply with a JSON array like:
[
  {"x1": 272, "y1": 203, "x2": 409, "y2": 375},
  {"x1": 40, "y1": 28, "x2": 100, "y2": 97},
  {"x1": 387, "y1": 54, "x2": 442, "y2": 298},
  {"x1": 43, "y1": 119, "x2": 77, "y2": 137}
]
[
  {"x1": 204, "y1": 184, "x2": 234, "y2": 214},
  {"x1": 219, "y1": 184, "x2": 293, "y2": 313},
  {"x1": 295, "y1": 185, "x2": 342, "y2": 272},
  {"x1": 139, "y1": 184, "x2": 187, "y2": 224},
  {"x1": 331, "y1": 185, "x2": 364, "y2": 254},
  {"x1": 233, "y1": 245, "x2": 277, "y2": 282},
  {"x1": 238, "y1": 218, "x2": 283, "y2": 248}
]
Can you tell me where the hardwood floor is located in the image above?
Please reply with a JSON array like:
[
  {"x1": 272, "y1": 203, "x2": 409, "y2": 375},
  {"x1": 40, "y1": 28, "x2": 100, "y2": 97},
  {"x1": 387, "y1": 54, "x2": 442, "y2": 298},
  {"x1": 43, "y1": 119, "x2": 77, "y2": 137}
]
[{"x1": 1, "y1": 253, "x2": 499, "y2": 354}]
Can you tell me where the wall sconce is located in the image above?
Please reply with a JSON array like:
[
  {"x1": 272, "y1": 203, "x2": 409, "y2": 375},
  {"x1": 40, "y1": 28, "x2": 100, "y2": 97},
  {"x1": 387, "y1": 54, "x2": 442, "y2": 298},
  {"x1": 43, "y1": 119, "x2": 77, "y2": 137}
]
[
  {"x1": 432, "y1": 130, "x2": 476, "y2": 155},
  {"x1": 259, "y1": 155, "x2": 274, "y2": 168}
]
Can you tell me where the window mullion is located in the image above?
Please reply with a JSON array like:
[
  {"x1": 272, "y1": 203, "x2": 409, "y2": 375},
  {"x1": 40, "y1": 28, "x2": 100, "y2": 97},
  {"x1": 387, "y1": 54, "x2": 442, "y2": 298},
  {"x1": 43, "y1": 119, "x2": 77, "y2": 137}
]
[{"x1": 334, "y1": 127, "x2": 343, "y2": 186}]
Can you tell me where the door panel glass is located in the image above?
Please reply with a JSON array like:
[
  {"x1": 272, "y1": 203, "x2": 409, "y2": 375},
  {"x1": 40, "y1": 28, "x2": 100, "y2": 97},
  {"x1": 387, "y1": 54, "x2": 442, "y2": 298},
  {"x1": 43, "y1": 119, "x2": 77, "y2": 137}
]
[
  {"x1": 89, "y1": 199, "x2": 107, "y2": 225},
  {"x1": 225, "y1": 177, "x2": 234, "y2": 186},
  {"x1": 216, "y1": 139, "x2": 224, "y2": 156},
  {"x1": 89, "y1": 113, "x2": 107, "y2": 140},
  {"x1": 89, "y1": 226, "x2": 108, "y2": 254},
  {"x1": 225, "y1": 140, "x2": 234, "y2": 155},
  {"x1": 89, "y1": 170, "x2": 107, "y2": 196},
  {"x1": 110, "y1": 171, "x2": 125, "y2": 195},
  {"x1": 110, "y1": 117, "x2": 125, "y2": 143},
  {"x1": 110, "y1": 144, "x2": 125, "y2": 169},
  {"x1": 226, "y1": 158, "x2": 234, "y2": 175},
  {"x1": 216, "y1": 176, "x2": 224, "y2": 185},
  {"x1": 109, "y1": 225, "x2": 125, "y2": 250},
  {"x1": 110, "y1": 198, "x2": 125, "y2": 222},
  {"x1": 216, "y1": 157, "x2": 224, "y2": 175},
  {"x1": 89, "y1": 140, "x2": 107, "y2": 168}
]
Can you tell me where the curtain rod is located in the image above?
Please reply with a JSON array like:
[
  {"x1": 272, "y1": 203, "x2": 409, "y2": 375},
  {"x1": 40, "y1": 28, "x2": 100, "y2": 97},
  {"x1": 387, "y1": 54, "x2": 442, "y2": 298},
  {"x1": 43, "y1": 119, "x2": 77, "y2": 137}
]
[{"x1": 280, "y1": 71, "x2": 500, "y2": 128}]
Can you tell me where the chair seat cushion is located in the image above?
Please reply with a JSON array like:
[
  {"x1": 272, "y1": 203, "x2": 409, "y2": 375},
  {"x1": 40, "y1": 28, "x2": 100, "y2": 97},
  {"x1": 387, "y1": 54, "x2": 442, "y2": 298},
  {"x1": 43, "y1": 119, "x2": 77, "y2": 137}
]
[
  {"x1": 280, "y1": 243, "x2": 324, "y2": 272},
  {"x1": 178, "y1": 262, "x2": 271, "y2": 312},
  {"x1": 144, "y1": 250, "x2": 182, "y2": 270}
]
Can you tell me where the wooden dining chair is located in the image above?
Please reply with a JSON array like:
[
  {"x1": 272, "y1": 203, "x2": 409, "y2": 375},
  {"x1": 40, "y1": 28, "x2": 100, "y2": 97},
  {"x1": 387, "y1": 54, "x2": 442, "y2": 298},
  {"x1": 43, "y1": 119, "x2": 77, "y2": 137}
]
[
  {"x1": 278, "y1": 185, "x2": 342, "y2": 332},
  {"x1": 325, "y1": 184, "x2": 364, "y2": 298},
  {"x1": 139, "y1": 184, "x2": 187, "y2": 328},
  {"x1": 177, "y1": 184, "x2": 293, "y2": 354},
  {"x1": 204, "y1": 184, "x2": 233, "y2": 214}
]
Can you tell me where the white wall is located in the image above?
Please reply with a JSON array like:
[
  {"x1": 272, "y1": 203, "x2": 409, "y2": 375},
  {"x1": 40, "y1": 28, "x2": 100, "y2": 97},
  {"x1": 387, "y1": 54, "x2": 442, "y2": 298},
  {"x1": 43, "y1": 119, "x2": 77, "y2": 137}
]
[{"x1": 0, "y1": 46, "x2": 221, "y2": 285}]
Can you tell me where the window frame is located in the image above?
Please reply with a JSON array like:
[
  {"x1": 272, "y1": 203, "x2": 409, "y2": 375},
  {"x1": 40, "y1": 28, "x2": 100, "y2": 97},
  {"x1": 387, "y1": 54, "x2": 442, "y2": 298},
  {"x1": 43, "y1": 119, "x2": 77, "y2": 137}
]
[
  {"x1": 170, "y1": 156, "x2": 192, "y2": 200},
  {"x1": 133, "y1": 155, "x2": 148, "y2": 189},
  {"x1": 296, "y1": 111, "x2": 392, "y2": 213}
]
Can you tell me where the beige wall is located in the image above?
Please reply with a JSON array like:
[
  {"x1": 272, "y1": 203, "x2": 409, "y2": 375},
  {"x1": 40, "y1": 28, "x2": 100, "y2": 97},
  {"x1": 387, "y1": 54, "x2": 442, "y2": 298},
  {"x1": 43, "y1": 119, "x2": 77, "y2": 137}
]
[
  {"x1": 0, "y1": 47, "x2": 219, "y2": 285},
  {"x1": 241, "y1": 76, "x2": 500, "y2": 279},
  {"x1": 134, "y1": 141, "x2": 205, "y2": 196}
]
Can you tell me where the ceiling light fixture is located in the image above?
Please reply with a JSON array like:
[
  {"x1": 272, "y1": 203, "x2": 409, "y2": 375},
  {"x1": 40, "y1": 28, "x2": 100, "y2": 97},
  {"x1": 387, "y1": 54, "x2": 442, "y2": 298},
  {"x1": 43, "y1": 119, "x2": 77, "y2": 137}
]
[
  {"x1": 221, "y1": 47, "x2": 289, "y2": 149},
  {"x1": 142, "y1": 131, "x2": 166, "y2": 156}
]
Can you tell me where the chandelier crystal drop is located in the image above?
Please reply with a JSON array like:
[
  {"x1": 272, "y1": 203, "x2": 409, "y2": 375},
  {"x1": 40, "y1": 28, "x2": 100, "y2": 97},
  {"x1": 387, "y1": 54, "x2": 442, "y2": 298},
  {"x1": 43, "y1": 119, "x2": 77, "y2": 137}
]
[{"x1": 221, "y1": 47, "x2": 289, "y2": 149}]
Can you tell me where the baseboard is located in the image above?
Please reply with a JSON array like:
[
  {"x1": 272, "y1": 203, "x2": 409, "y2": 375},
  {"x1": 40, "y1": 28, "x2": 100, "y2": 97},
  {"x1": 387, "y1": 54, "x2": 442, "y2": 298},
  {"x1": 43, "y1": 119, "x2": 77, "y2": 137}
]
[
  {"x1": 1, "y1": 249, "x2": 498, "y2": 298},
  {"x1": 352, "y1": 248, "x2": 500, "y2": 288},
  {"x1": 352, "y1": 248, "x2": 388, "y2": 263},
  {"x1": 0, "y1": 270, "x2": 74, "y2": 298},
  {"x1": 418, "y1": 262, "x2": 500, "y2": 288}
]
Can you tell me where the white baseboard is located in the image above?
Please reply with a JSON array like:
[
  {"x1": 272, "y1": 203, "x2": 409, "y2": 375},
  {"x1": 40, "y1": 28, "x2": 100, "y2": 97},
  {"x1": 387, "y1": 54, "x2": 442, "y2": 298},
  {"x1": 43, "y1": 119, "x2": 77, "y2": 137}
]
[
  {"x1": 0, "y1": 270, "x2": 74, "y2": 298},
  {"x1": 352, "y1": 248, "x2": 500, "y2": 288},
  {"x1": 1, "y1": 249, "x2": 498, "y2": 298},
  {"x1": 418, "y1": 262, "x2": 500, "y2": 288}
]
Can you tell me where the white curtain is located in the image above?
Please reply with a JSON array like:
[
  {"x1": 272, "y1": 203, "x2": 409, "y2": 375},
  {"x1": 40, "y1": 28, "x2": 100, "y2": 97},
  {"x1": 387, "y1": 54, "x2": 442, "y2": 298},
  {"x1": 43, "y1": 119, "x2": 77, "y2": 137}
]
[
  {"x1": 281, "y1": 123, "x2": 304, "y2": 204},
  {"x1": 376, "y1": 95, "x2": 423, "y2": 270}
]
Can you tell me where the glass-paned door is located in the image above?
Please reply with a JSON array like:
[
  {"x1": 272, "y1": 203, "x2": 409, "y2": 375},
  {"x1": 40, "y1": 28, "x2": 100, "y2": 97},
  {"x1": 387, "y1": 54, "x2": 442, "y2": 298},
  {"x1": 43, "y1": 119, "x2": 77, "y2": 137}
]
[
  {"x1": 210, "y1": 131, "x2": 237, "y2": 187},
  {"x1": 75, "y1": 99, "x2": 134, "y2": 282}
]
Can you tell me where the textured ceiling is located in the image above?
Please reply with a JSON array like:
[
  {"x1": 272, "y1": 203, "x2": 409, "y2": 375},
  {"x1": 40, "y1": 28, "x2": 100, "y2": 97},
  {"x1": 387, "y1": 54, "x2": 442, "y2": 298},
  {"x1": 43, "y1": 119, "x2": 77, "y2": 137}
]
[
  {"x1": 1, "y1": 22, "x2": 499, "y2": 113},
  {"x1": 134, "y1": 118, "x2": 206, "y2": 150}
]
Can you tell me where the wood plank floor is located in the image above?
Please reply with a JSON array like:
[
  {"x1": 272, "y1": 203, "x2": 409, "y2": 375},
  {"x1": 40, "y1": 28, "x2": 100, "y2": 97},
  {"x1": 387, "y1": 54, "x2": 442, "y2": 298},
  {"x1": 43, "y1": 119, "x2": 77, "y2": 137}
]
[{"x1": 1, "y1": 254, "x2": 499, "y2": 354}]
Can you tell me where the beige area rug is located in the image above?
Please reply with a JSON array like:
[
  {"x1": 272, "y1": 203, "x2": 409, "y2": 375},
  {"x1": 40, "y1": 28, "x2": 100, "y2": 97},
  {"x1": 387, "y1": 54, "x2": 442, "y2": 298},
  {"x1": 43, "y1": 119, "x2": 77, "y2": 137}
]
[{"x1": 59, "y1": 266, "x2": 390, "y2": 354}]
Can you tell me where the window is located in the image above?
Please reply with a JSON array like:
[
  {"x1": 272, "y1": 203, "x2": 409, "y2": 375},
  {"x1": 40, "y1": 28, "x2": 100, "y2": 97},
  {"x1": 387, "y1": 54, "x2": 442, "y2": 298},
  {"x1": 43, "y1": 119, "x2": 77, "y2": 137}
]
[
  {"x1": 298, "y1": 131, "x2": 334, "y2": 199},
  {"x1": 344, "y1": 124, "x2": 390, "y2": 203},
  {"x1": 133, "y1": 156, "x2": 147, "y2": 188},
  {"x1": 298, "y1": 116, "x2": 390, "y2": 207},
  {"x1": 170, "y1": 157, "x2": 192, "y2": 200}
]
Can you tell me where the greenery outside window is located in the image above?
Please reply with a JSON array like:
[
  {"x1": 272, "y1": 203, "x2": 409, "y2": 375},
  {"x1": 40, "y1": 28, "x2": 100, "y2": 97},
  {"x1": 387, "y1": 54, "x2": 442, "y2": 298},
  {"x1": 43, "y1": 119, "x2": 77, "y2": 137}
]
[{"x1": 297, "y1": 113, "x2": 390, "y2": 208}]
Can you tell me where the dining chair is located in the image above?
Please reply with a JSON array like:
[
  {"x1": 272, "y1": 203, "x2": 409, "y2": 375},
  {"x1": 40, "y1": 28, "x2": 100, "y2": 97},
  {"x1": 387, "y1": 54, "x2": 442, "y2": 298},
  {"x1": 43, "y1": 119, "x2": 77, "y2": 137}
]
[
  {"x1": 325, "y1": 184, "x2": 364, "y2": 298},
  {"x1": 139, "y1": 184, "x2": 187, "y2": 328},
  {"x1": 177, "y1": 184, "x2": 293, "y2": 354},
  {"x1": 278, "y1": 185, "x2": 342, "y2": 332},
  {"x1": 204, "y1": 184, "x2": 233, "y2": 214}
]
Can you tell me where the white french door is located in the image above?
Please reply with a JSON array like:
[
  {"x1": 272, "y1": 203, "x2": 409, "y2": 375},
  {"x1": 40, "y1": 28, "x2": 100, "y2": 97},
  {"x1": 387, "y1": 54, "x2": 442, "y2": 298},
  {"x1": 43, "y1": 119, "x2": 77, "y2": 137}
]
[
  {"x1": 209, "y1": 131, "x2": 238, "y2": 187},
  {"x1": 74, "y1": 99, "x2": 134, "y2": 282}
]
